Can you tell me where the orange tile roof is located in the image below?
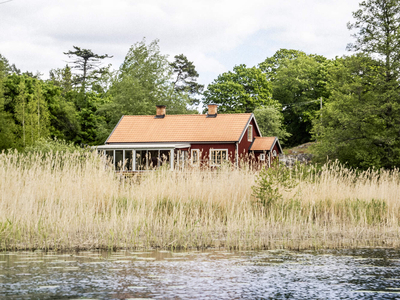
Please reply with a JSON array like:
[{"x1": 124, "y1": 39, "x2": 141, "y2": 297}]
[
  {"x1": 106, "y1": 114, "x2": 253, "y2": 143},
  {"x1": 250, "y1": 137, "x2": 276, "y2": 151}
]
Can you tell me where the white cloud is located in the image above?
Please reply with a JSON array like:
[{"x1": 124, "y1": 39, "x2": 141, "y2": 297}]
[{"x1": 0, "y1": 0, "x2": 361, "y2": 84}]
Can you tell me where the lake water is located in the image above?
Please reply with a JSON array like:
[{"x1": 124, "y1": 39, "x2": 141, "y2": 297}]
[{"x1": 1, "y1": 248, "x2": 400, "y2": 299}]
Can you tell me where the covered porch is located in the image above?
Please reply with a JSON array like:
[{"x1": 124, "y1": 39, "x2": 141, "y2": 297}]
[{"x1": 96, "y1": 143, "x2": 191, "y2": 171}]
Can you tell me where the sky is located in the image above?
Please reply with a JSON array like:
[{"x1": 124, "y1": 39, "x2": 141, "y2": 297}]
[{"x1": 0, "y1": 0, "x2": 361, "y2": 87}]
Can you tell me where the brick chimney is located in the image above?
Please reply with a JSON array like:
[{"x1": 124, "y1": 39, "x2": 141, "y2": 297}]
[
  {"x1": 156, "y1": 105, "x2": 166, "y2": 118},
  {"x1": 207, "y1": 104, "x2": 218, "y2": 118}
]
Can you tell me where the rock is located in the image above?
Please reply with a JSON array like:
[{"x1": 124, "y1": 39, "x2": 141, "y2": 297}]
[{"x1": 279, "y1": 153, "x2": 313, "y2": 167}]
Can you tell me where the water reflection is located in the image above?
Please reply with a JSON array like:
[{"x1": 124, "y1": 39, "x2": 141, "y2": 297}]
[{"x1": 1, "y1": 249, "x2": 400, "y2": 299}]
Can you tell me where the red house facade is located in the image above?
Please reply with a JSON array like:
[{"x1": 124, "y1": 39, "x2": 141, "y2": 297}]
[{"x1": 96, "y1": 104, "x2": 283, "y2": 171}]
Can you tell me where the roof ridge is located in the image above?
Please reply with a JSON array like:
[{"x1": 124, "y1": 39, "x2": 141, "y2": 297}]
[{"x1": 123, "y1": 113, "x2": 253, "y2": 117}]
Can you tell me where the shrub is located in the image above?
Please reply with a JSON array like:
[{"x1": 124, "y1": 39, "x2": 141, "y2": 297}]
[
  {"x1": 24, "y1": 137, "x2": 89, "y2": 155},
  {"x1": 252, "y1": 161, "x2": 297, "y2": 210}
]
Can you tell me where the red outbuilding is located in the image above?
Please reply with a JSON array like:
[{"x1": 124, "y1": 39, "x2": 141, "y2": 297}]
[{"x1": 96, "y1": 104, "x2": 283, "y2": 171}]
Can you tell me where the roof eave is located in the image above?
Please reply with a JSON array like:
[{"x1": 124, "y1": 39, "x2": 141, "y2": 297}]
[
  {"x1": 106, "y1": 140, "x2": 238, "y2": 144},
  {"x1": 270, "y1": 137, "x2": 284, "y2": 154},
  {"x1": 105, "y1": 115, "x2": 125, "y2": 144}
]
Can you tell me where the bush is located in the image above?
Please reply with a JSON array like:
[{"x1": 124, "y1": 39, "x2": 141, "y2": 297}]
[
  {"x1": 24, "y1": 138, "x2": 88, "y2": 155},
  {"x1": 252, "y1": 161, "x2": 297, "y2": 210}
]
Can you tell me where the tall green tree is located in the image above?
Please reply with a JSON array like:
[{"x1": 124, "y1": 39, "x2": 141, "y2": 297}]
[
  {"x1": 64, "y1": 46, "x2": 112, "y2": 94},
  {"x1": 169, "y1": 54, "x2": 204, "y2": 106},
  {"x1": 259, "y1": 49, "x2": 330, "y2": 147},
  {"x1": 13, "y1": 76, "x2": 51, "y2": 147},
  {"x1": 0, "y1": 54, "x2": 11, "y2": 77},
  {"x1": 44, "y1": 82, "x2": 80, "y2": 142},
  {"x1": 312, "y1": 0, "x2": 400, "y2": 169},
  {"x1": 347, "y1": 0, "x2": 400, "y2": 80},
  {"x1": 311, "y1": 55, "x2": 394, "y2": 168},
  {"x1": 3, "y1": 75, "x2": 53, "y2": 148},
  {"x1": 0, "y1": 54, "x2": 17, "y2": 150},
  {"x1": 203, "y1": 64, "x2": 277, "y2": 113},
  {"x1": 14, "y1": 77, "x2": 28, "y2": 147},
  {"x1": 259, "y1": 49, "x2": 304, "y2": 81},
  {"x1": 49, "y1": 65, "x2": 73, "y2": 95},
  {"x1": 25, "y1": 81, "x2": 50, "y2": 145},
  {"x1": 63, "y1": 48, "x2": 113, "y2": 144},
  {"x1": 105, "y1": 39, "x2": 191, "y2": 128},
  {"x1": 47, "y1": 66, "x2": 81, "y2": 141}
]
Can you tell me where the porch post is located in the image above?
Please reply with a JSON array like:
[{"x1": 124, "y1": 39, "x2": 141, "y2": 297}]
[
  {"x1": 268, "y1": 151, "x2": 271, "y2": 168},
  {"x1": 170, "y1": 149, "x2": 174, "y2": 170},
  {"x1": 235, "y1": 142, "x2": 239, "y2": 168},
  {"x1": 132, "y1": 150, "x2": 136, "y2": 171}
]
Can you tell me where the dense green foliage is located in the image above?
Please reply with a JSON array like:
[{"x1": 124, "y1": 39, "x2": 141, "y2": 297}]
[
  {"x1": 203, "y1": 64, "x2": 278, "y2": 113},
  {"x1": 24, "y1": 137, "x2": 88, "y2": 154},
  {"x1": 312, "y1": 0, "x2": 400, "y2": 169},
  {"x1": 0, "y1": 39, "x2": 200, "y2": 151},
  {"x1": 253, "y1": 106, "x2": 291, "y2": 143},
  {"x1": 259, "y1": 50, "x2": 330, "y2": 147}
]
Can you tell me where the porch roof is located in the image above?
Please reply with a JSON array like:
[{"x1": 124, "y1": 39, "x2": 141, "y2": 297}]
[
  {"x1": 250, "y1": 137, "x2": 278, "y2": 152},
  {"x1": 96, "y1": 143, "x2": 191, "y2": 150}
]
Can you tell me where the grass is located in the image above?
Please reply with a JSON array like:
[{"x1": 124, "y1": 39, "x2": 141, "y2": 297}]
[{"x1": 0, "y1": 150, "x2": 400, "y2": 251}]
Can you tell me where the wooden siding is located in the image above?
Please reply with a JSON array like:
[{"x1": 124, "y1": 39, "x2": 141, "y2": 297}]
[
  {"x1": 189, "y1": 143, "x2": 237, "y2": 165},
  {"x1": 238, "y1": 118, "x2": 260, "y2": 158}
]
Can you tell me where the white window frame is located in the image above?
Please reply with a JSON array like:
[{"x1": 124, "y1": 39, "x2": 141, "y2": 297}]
[
  {"x1": 101, "y1": 148, "x2": 175, "y2": 171},
  {"x1": 259, "y1": 153, "x2": 265, "y2": 161},
  {"x1": 273, "y1": 150, "x2": 277, "y2": 157},
  {"x1": 175, "y1": 150, "x2": 188, "y2": 170},
  {"x1": 191, "y1": 149, "x2": 200, "y2": 165},
  {"x1": 247, "y1": 125, "x2": 253, "y2": 142},
  {"x1": 209, "y1": 149, "x2": 228, "y2": 166}
]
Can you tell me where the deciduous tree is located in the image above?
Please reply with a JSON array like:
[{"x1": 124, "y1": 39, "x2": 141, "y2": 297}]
[
  {"x1": 253, "y1": 106, "x2": 291, "y2": 143},
  {"x1": 347, "y1": 0, "x2": 400, "y2": 80},
  {"x1": 311, "y1": 55, "x2": 394, "y2": 168},
  {"x1": 259, "y1": 49, "x2": 330, "y2": 147},
  {"x1": 105, "y1": 39, "x2": 191, "y2": 130},
  {"x1": 203, "y1": 64, "x2": 277, "y2": 113},
  {"x1": 312, "y1": 0, "x2": 400, "y2": 169}
]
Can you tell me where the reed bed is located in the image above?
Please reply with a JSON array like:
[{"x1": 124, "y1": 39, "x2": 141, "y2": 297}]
[{"x1": 1, "y1": 150, "x2": 400, "y2": 251}]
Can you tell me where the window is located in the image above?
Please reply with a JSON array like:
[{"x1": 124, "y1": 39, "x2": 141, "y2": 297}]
[
  {"x1": 210, "y1": 149, "x2": 228, "y2": 166},
  {"x1": 191, "y1": 149, "x2": 200, "y2": 165},
  {"x1": 105, "y1": 150, "x2": 114, "y2": 164},
  {"x1": 259, "y1": 153, "x2": 265, "y2": 161},
  {"x1": 115, "y1": 150, "x2": 123, "y2": 170},
  {"x1": 148, "y1": 150, "x2": 159, "y2": 168},
  {"x1": 136, "y1": 150, "x2": 147, "y2": 170},
  {"x1": 273, "y1": 150, "x2": 277, "y2": 157},
  {"x1": 159, "y1": 150, "x2": 170, "y2": 166},
  {"x1": 175, "y1": 150, "x2": 188, "y2": 170},
  {"x1": 248, "y1": 125, "x2": 253, "y2": 142},
  {"x1": 135, "y1": 150, "x2": 171, "y2": 170},
  {"x1": 125, "y1": 150, "x2": 133, "y2": 171}
]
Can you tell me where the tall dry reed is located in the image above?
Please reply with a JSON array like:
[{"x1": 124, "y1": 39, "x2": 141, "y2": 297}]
[{"x1": 0, "y1": 150, "x2": 400, "y2": 251}]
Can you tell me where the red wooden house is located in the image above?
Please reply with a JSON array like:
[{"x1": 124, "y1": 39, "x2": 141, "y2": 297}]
[{"x1": 96, "y1": 104, "x2": 283, "y2": 171}]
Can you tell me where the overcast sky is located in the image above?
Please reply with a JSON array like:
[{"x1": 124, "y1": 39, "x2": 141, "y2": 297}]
[{"x1": 0, "y1": 0, "x2": 360, "y2": 87}]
